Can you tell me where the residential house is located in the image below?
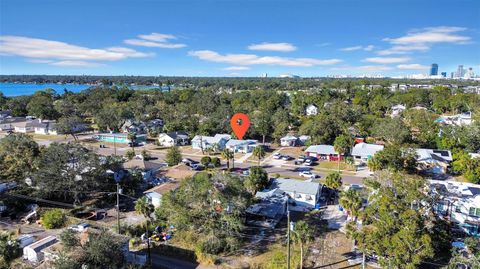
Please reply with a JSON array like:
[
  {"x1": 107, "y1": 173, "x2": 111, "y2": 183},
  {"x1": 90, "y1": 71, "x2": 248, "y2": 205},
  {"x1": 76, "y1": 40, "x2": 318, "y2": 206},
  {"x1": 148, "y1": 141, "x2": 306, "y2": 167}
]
[
  {"x1": 0, "y1": 117, "x2": 27, "y2": 131},
  {"x1": 23, "y1": 236, "x2": 58, "y2": 263},
  {"x1": 144, "y1": 181, "x2": 180, "y2": 207},
  {"x1": 390, "y1": 104, "x2": 406, "y2": 117},
  {"x1": 13, "y1": 120, "x2": 36, "y2": 133},
  {"x1": 121, "y1": 119, "x2": 147, "y2": 134},
  {"x1": 280, "y1": 134, "x2": 298, "y2": 147},
  {"x1": 226, "y1": 139, "x2": 258, "y2": 153},
  {"x1": 191, "y1": 134, "x2": 231, "y2": 151},
  {"x1": 146, "y1": 119, "x2": 164, "y2": 133},
  {"x1": 351, "y1": 142, "x2": 384, "y2": 164},
  {"x1": 298, "y1": 135, "x2": 311, "y2": 145},
  {"x1": 158, "y1": 132, "x2": 189, "y2": 147},
  {"x1": 33, "y1": 120, "x2": 57, "y2": 135},
  {"x1": 305, "y1": 145, "x2": 341, "y2": 161},
  {"x1": 429, "y1": 180, "x2": 480, "y2": 237},
  {"x1": 436, "y1": 112, "x2": 473, "y2": 126},
  {"x1": 0, "y1": 110, "x2": 12, "y2": 119},
  {"x1": 416, "y1": 149, "x2": 453, "y2": 174},
  {"x1": 305, "y1": 104, "x2": 318, "y2": 116},
  {"x1": 122, "y1": 159, "x2": 165, "y2": 181},
  {"x1": 269, "y1": 178, "x2": 321, "y2": 208},
  {"x1": 245, "y1": 188, "x2": 288, "y2": 228}
]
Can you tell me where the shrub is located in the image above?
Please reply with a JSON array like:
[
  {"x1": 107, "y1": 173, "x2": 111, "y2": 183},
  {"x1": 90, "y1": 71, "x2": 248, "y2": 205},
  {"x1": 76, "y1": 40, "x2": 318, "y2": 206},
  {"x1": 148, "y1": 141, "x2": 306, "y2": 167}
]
[
  {"x1": 41, "y1": 209, "x2": 66, "y2": 229},
  {"x1": 211, "y1": 157, "x2": 221, "y2": 167},
  {"x1": 125, "y1": 150, "x2": 135, "y2": 160},
  {"x1": 165, "y1": 146, "x2": 182, "y2": 166},
  {"x1": 60, "y1": 229, "x2": 79, "y2": 250},
  {"x1": 200, "y1": 156, "x2": 211, "y2": 166}
]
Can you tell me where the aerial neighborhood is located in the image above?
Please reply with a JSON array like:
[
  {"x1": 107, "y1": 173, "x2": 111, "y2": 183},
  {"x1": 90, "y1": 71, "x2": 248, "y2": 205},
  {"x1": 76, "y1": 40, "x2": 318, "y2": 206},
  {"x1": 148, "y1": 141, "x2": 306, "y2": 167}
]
[{"x1": 1, "y1": 76, "x2": 479, "y2": 269}]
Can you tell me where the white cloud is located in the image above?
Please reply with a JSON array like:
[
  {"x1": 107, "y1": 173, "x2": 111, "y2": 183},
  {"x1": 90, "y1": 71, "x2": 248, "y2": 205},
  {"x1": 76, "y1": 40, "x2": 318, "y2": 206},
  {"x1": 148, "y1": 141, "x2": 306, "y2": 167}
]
[
  {"x1": 50, "y1": 61, "x2": 105, "y2": 67},
  {"x1": 378, "y1": 26, "x2": 471, "y2": 55},
  {"x1": 248, "y1": 42, "x2": 297, "y2": 52},
  {"x1": 364, "y1": 57, "x2": 410, "y2": 64},
  {"x1": 124, "y1": 32, "x2": 186, "y2": 49},
  {"x1": 396, "y1": 64, "x2": 429, "y2": 70},
  {"x1": 377, "y1": 44, "x2": 430, "y2": 55},
  {"x1": 223, "y1": 66, "x2": 250, "y2": 71},
  {"x1": 384, "y1": 26, "x2": 470, "y2": 44},
  {"x1": 340, "y1": 46, "x2": 362, "y2": 51},
  {"x1": 0, "y1": 36, "x2": 152, "y2": 65},
  {"x1": 189, "y1": 50, "x2": 341, "y2": 67},
  {"x1": 340, "y1": 45, "x2": 375, "y2": 51}
]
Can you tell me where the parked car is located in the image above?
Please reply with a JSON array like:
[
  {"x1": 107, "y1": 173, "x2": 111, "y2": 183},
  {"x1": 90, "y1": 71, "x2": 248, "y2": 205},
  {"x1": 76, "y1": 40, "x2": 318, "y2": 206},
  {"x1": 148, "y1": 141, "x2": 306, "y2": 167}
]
[
  {"x1": 294, "y1": 156, "x2": 306, "y2": 165},
  {"x1": 242, "y1": 169, "x2": 250, "y2": 176},
  {"x1": 273, "y1": 153, "x2": 282, "y2": 159},
  {"x1": 281, "y1": 155, "x2": 292, "y2": 161},
  {"x1": 68, "y1": 223, "x2": 90, "y2": 232},
  {"x1": 299, "y1": 171, "x2": 318, "y2": 178},
  {"x1": 191, "y1": 164, "x2": 204, "y2": 171},
  {"x1": 182, "y1": 158, "x2": 197, "y2": 166}
]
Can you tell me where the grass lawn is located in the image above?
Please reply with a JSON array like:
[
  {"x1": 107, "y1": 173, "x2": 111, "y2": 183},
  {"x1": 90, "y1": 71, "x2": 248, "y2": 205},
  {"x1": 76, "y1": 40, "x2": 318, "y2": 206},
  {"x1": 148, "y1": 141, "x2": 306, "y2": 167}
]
[
  {"x1": 315, "y1": 161, "x2": 355, "y2": 171},
  {"x1": 31, "y1": 133, "x2": 68, "y2": 140}
]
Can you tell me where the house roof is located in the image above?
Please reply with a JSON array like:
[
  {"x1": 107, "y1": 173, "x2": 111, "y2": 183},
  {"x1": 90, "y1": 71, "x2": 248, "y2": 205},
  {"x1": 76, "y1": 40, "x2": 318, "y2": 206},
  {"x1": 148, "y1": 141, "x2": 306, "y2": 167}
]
[
  {"x1": 270, "y1": 178, "x2": 320, "y2": 196},
  {"x1": 246, "y1": 189, "x2": 287, "y2": 218},
  {"x1": 281, "y1": 135, "x2": 298, "y2": 141},
  {"x1": 305, "y1": 145, "x2": 338, "y2": 155},
  {"x1": 192, "y1": 134, "x2": 231, "y2": 144},
  {"x1": 162, "y1": 131, "x2": 188, "y2": 140},
  {"x1": 351, "y1": 143, "x2": 384, "y2": 157},
  {"x1": 144, "y1": 181, "x2": 179, "y2": 195},
  {"x1": 416, "y1": 148, "x2": 453, "y2": 162},
  {"x1": 226, "y1": 139, "x2": 257, "y2": 147},
  {"x1": 24, "y1": 236, "x2": 57, "y2": 252},
  {"x1": 122, "y1": 159, "x2": 163, "y2": 171}
]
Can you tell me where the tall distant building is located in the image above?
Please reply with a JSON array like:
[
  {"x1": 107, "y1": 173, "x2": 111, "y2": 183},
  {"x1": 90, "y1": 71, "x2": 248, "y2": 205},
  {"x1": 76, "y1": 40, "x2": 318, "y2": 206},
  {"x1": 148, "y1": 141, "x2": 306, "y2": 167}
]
[
  {"x1": 441, "y1": 72, "x2": 447, "y2": 78},
  {"x1": 456, "y1": 65, "x2": 465, "y2": 78},
  {"x1": 430, "y1": 64, "x2": 438, "y2": 76}
]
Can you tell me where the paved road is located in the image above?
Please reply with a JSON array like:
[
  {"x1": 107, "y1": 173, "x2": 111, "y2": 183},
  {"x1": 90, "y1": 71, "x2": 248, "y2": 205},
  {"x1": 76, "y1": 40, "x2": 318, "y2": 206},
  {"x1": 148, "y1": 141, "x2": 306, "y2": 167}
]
[{"x1": 94, "y1": 144, "x2": 366, "y2": 185}]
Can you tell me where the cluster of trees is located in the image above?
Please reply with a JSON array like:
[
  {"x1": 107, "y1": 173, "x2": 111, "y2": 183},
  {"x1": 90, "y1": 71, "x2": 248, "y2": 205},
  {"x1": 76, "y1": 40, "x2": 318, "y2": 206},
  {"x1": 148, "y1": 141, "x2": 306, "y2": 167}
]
[
  {"x1": 346, "y1": 171, "x2": 452, "y2": 268},
  {"x1": 0, "y1": 133, "x2": 130, "y2": 204},
  {"x1": 154, "y1": 172, "x2": 253, "y2": 256}
]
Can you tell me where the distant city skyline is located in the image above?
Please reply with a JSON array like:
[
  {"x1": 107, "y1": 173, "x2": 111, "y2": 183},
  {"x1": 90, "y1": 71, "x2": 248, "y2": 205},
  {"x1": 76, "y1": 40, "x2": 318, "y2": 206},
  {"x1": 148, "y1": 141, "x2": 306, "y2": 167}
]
[{"x1": 0, "y1": 0, "x2": 479, "y2": 77}]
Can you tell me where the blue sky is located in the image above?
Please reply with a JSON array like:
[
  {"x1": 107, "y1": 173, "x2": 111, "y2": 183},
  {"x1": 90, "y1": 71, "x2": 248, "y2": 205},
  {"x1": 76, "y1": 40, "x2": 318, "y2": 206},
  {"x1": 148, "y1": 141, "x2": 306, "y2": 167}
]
[{"x1": 0, "y1": 0, "x2": 479, "y2": 77}]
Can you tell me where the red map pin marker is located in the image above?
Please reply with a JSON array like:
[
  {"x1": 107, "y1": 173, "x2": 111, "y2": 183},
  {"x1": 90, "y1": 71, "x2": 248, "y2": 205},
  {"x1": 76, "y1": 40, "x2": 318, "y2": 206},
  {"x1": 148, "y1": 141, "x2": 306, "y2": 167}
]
[{"x1": 230, "y1": 113, "x2": 250, "y2": 140}]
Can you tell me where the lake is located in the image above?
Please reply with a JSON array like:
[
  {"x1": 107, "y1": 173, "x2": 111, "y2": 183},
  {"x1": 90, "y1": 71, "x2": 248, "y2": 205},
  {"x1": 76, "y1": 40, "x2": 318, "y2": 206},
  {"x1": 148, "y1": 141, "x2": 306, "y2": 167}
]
[
  {"x1": 0, "y1": 83, "x2": 91, "y2": 96},
  {"x1": 0, "y1": 82, "x2": 172, "y2": 96}
]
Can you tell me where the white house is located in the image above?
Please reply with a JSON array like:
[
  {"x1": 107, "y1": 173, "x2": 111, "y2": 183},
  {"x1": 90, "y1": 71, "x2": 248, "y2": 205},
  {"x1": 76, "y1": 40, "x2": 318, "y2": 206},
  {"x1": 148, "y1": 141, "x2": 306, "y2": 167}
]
[
  {"x1": 144, "y1": 182, "x2": 179, "y2": 208},
  {"x1": 351, "y1": 142, "x2": 384, "y2": 164},
  {"x1": 415, "y1": 149, "x2": 452, "y2": 174},
  {"x1": 305, "y1": 145, "x2": 341, "y2": 161},
  {"x1": 33, "y1": 120, "x2": 57, "y2": 135},
  {"x1": 191, "y1": 134, "x2": 231, "y2": 151},
  {"x1": 298, "y1": 135, "x2": 311, "y2": 145},
  {"x1": 158, "y1": 132, "x2": 189, "y2": 147},
  {"x1": 225, "y1": 139, "x2": 258, "y2": 153},
  {"x1": 269, "y1": 178, "x2": 321, "y2": 209},
  {"x1": 305, "y1": 104, "x2": 318, "y2": 116},
  {"x1": 23, "y1": 236, "x2": 58, "y2": 263},
  {"x1": 390, "y1": 104, "x2": 406, "y2": 117},
  {"x1": 436, "y1": 112, "x2": 473, "y2": 126},
  {"x1": 280, "y1": 135, "x2": 298, "y2": 147},
  {"x1": 429, "y1": 180, "x2": 480, "y2": 237},
  {"x1": 122, "y1": 159, "x2": 165, "y2": 181},
  {"x1": 13, "y1": 121, "x2": 35, "y2": 133}
]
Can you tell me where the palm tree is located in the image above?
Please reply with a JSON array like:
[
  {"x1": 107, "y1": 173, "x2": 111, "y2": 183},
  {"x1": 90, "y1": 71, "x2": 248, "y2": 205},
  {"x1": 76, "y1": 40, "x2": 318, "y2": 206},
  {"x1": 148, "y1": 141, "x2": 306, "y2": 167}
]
[
  {"x1": 135, "y1": 196, "x2": 154, "y2": 266},
  {"x1": 127, "y1": 132, "x2": 137, "y2": 155},
  {"x1": 325, "y1": 172, "x2": 342, "y2": 191},
  {"x1": 339, "y1": 189, "x2": 362, "y2": 221},
  {"x1": 292, "y1": 220, "x2": 314, "y2": 269},
  {"x1": 252, "y1": 146, "x2": 266, "y2": 166},
  {"x1": 221, "y1": 148, "x2": 234, "y2": 170}
]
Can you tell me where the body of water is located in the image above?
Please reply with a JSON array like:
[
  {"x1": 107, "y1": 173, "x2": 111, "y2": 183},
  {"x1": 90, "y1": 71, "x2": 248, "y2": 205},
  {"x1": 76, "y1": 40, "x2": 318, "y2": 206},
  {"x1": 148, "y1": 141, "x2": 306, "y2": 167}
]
[
  {"x1": 0, "y1": 83, "x2": 91, "y2": 96},
  {"x1": 0, "y1": 82, "x2": 174, "y2": 96}
]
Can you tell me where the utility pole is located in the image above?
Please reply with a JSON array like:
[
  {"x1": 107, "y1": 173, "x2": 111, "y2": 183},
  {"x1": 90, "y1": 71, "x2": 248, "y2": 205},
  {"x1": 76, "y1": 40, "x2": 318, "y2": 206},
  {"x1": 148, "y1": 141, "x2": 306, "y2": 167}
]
[
  {"x1": 287, "y1": 205, "x2": 291, "y2": 269},
  {"x1": 116, "y1": 183, "x2": 120, "y2": 234},
  {"x1": 114, "y1": 135, "x2": 117, "y2": 156}
]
